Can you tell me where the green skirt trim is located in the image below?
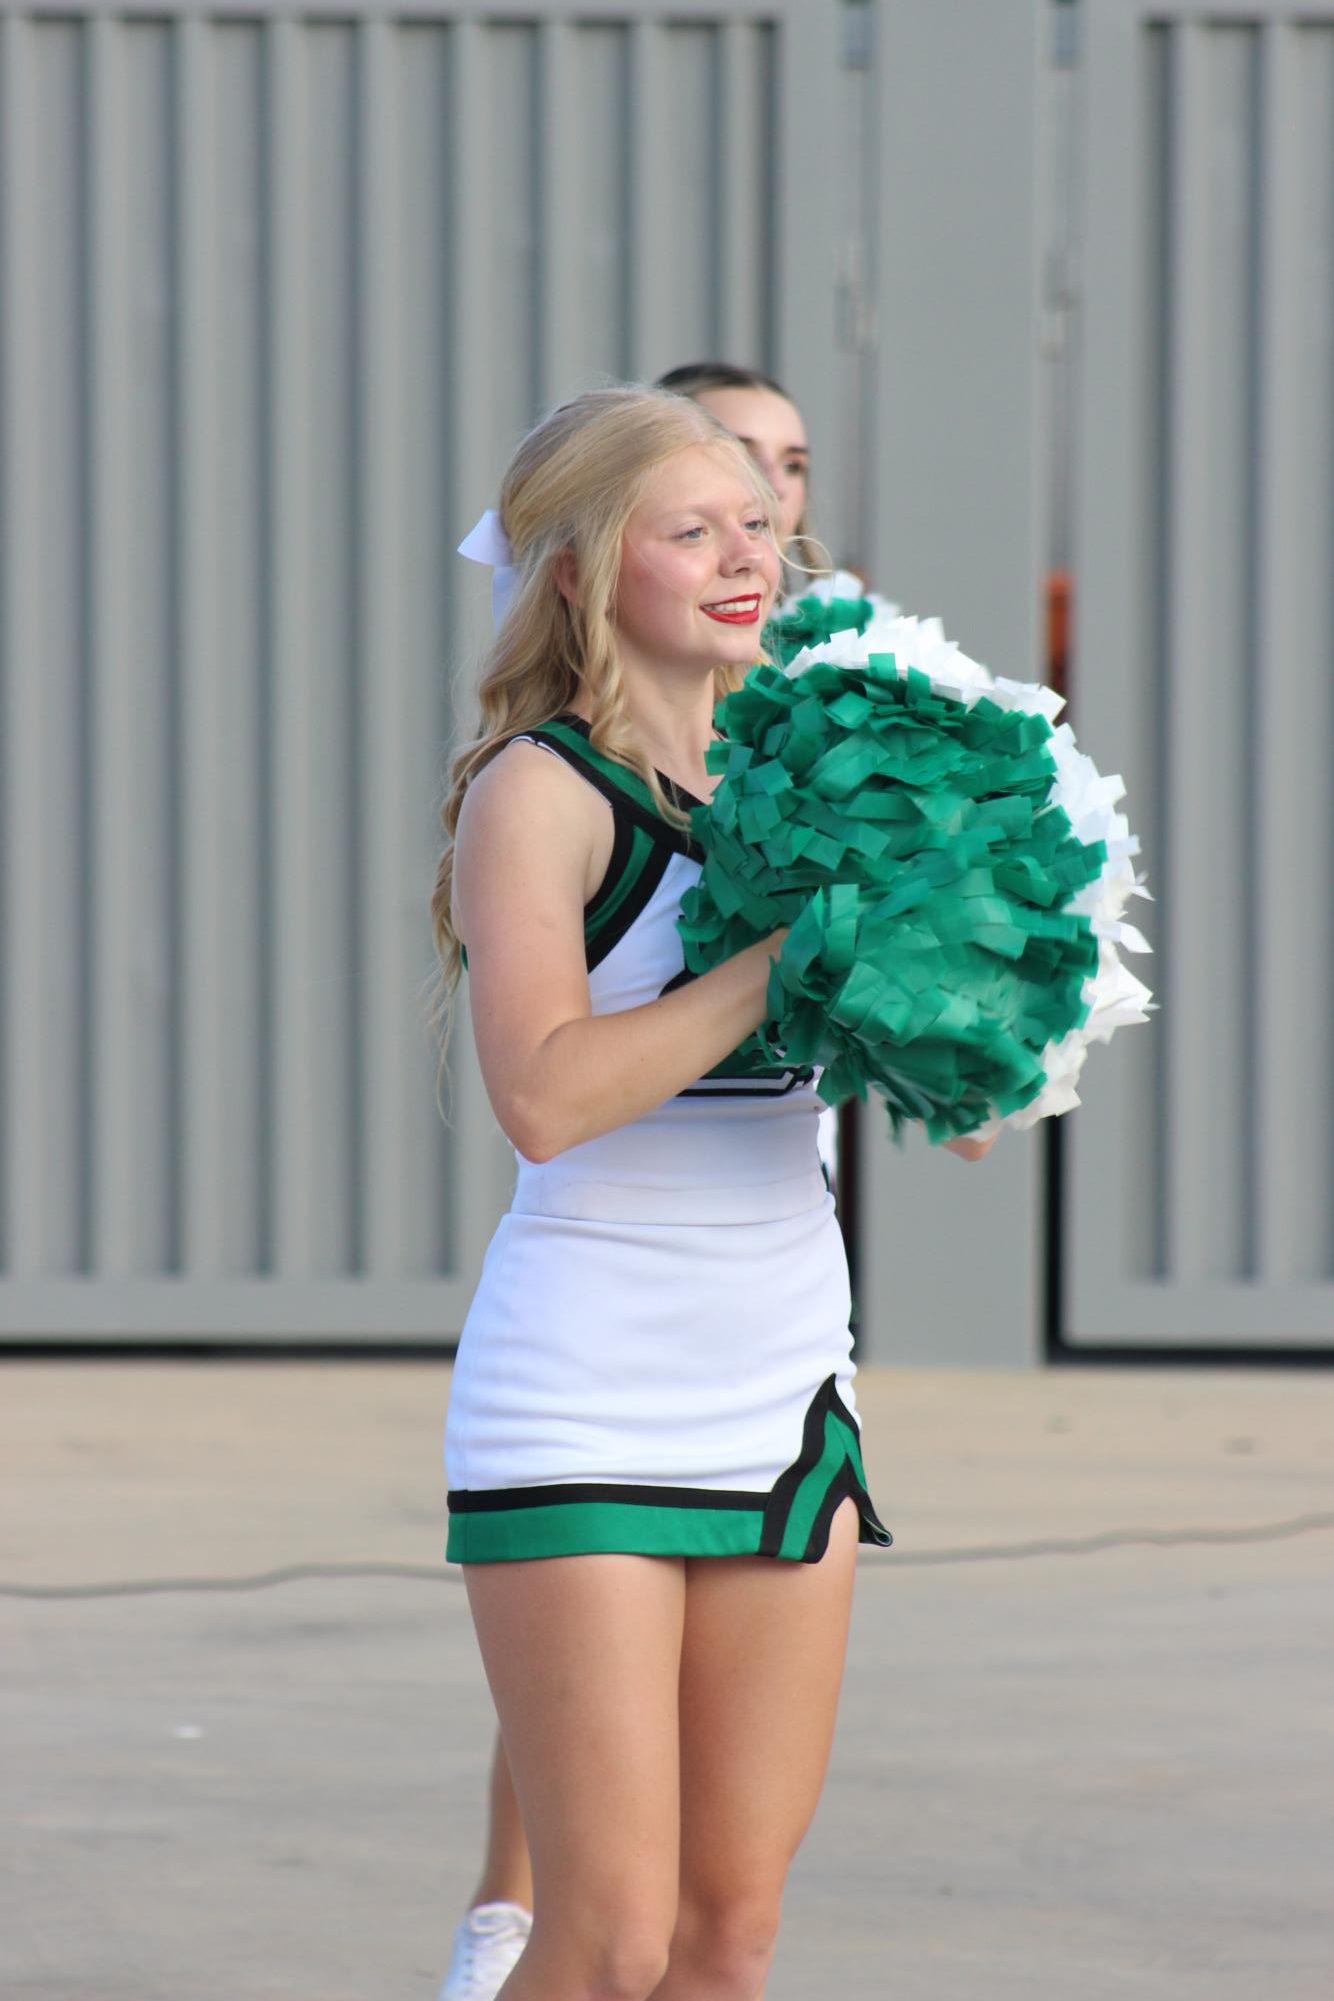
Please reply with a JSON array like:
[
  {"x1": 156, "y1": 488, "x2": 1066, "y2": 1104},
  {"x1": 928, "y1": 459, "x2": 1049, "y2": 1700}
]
[{"x1": 446, "y1": 1376, "x2": 892, "y2": 1565}]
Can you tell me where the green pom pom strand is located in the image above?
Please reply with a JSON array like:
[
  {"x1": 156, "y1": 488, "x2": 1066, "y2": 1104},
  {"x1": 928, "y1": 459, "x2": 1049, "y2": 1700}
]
[
  {"x1": 764, "y1": 593, "x2": 874, "y2": 668},
  {"x1": 680, "y1": 654, "x2": 1107, "y2": 1142}
]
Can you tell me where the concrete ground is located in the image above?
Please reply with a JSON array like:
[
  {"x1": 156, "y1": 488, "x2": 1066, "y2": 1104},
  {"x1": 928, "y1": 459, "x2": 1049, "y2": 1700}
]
[{"x1": 2, "y1": 1359, "x2": 1332, "y2": 2001}]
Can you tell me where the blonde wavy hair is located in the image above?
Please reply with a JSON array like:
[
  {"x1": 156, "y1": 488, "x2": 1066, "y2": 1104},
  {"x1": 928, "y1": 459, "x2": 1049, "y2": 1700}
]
[{"x1": 429, "y1": 385, "x2": 777, "y2": 1026}]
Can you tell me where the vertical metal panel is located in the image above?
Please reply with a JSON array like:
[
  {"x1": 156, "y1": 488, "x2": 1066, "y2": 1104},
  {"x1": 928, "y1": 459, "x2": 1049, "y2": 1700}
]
[
  {"x1": 717, "y1": 22, "x2": 764, "y2": 364},
  {"x1": 446, "y1": 16, "x2": 529, "y2": 1287},
  {"x1": 1254, "y1": 22, "x2": 1334, "y2": 1282},
  {"x1": 662, "y1": 24, "x2": 721, "y2": 363},
  {"x1": 484, "y1": 23, "x2": 542, "y2": 450},
  {"x1": 357, "y1": 14, "x2": 406, "y2": 1275},
  {"x1": 855, "y1": 0, "x2": 1050, "y2": 1366},
  {"x1": 536, "y1": 19, "x2": 581, "y2": 405},
  {"x1": 180, "y1": 18, "x2": 268, "y2": 1275},
  {"x1": 628, "y1": 18, "x2": 674, "y2": 381},
  {"x1": 93, "y1": 21, "x2": 178, "y2": 1278},
  {"x1": 1063, "y1": 4, "x2": 1165, "y2": 1320},
  {"x1": 569, "y1": 23, "x2": 632, "y2": 383},
  {"x1": 177, "y1": 9, "x2": 224, "y2": 1275},
  {"x1": 450, "y1": 17, "x2": 498, "y2": 521},
  {"x1": 1139, "y1": 22, "x2": 1170, "y2": 1284},
  {"x1": 308, "y1": 22, "x2": 361, "y2": 1275},
  {"x1": 392, "y1": 19, "x2": 469, "y2": 1277},
  {"x1": 132, "y1": 21, "x2": 184, "y2": 1272},
  {"x1": 772, "y1": 1, "x2": 838, "y2": 545},
  {"x1": 265, "y1": 16, "x2": 370, "y2": 1278},
  {"x1": 266, "y1": 13, "x2": 323, "y2": 1277},
  {"x1": 1068, "y1": 2, "x2": 1334, "y2": 1346},
  {"x1": 1159, "y1": 22, "x2": 1258, "y2": 1283},
  {"x1": 0, "y1": 9, "x2": 32, "y2": 1274},
  {"x1": 6, "y1": 19, "x2": 90, "y2": 1275},
  {"x1": 88, "y1": 13, "x2": 136, "y2": 1274}
]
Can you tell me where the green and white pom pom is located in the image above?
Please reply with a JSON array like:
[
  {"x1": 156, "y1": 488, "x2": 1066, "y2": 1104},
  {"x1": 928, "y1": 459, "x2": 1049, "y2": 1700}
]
[{"x1": 681, "y1": 601, "x2": 1151, "y2": 1142}]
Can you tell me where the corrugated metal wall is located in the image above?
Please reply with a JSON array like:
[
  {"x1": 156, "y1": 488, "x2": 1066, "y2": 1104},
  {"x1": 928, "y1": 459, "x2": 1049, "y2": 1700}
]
[
  {"x1": 1067, "y1": 0, "x2": 1334, "y2": 1347},
  {"x1": 0, "y1": 0, "x2": 842, "y2": 1339},
  {"x1": 5, "y1": 0, "x2": 1329, "y2": 1355}
]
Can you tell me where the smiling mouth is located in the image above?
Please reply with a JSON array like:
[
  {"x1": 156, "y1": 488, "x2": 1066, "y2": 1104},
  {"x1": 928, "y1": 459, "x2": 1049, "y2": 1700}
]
[{"x1": 701, "y1": 594, "x2": 763, "y2": 626}]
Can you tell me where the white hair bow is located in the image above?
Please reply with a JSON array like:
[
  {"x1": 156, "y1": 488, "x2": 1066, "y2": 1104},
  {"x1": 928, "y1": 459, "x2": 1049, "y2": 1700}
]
[{"x1": 458, "y1": 509, "x2": 519, "y2": 628}]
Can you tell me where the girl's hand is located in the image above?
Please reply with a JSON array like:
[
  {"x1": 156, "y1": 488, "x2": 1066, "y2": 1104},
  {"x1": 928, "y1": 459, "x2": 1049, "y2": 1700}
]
[{"x1": 943, "y1": 1134, "x2": 996, "y2": 1162}]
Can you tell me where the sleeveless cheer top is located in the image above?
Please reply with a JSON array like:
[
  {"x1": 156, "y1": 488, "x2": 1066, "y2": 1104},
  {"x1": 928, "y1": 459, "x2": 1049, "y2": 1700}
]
[{"x1": 507, "y1": 715, "x2": 829, "y2": 1228}]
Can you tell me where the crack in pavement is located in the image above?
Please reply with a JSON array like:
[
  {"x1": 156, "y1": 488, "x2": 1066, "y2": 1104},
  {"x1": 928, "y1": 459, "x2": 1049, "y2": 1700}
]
[{"x1": 3, "y1": 1509, "x2": 1333, "y2": 1599}]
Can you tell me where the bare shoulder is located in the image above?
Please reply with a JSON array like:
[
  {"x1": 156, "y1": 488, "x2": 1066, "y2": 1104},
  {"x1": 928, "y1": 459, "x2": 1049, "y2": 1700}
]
[
  {"x1": 458, "y1": 735, "x2": 604, "y2": 846},
  {"x1": 453, "y1": 735, "x2": 610, "y2": 933}
]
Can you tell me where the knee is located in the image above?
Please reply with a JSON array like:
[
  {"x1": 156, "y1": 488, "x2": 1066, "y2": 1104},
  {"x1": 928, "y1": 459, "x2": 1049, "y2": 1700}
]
[
  {"x1": 673, "y1": 1891, "x2": 782, "y2": 1999},
  {"x1": 539, "y1": 1907, "x2": 672, "y2": 2001},
  {"x1": 585, "y1": 1921, "x2": 673, "y2": 2001}
]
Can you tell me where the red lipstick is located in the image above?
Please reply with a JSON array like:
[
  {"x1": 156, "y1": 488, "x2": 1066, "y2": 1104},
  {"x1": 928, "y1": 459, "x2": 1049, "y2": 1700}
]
[{"x1": 702, "y1": 594, "x2": 762, "y2": 626}]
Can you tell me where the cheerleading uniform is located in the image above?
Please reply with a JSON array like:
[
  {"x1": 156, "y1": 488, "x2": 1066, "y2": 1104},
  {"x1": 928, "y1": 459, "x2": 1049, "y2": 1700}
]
[{"x1": 445, "y1": 716, "x2": 891, "y2": 1565}]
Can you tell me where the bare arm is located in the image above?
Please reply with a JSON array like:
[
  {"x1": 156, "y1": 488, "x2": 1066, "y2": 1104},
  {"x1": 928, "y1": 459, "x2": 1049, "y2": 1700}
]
[{"x1": 453, "y1": 742, "x2": 783, "y2": 1162}]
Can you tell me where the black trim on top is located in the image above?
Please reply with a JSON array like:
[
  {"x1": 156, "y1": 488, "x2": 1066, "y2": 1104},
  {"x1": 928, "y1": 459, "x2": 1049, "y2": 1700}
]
[
  {"x1": 757, "y1": 1373, "x2": 891, "y2": 1560},
  {"x1": 513, "y1": 730, "x2": 680, "y2": 971},
  {"x1": 586, "y1": 838, "x2": 675, "y2": 973},
  {"x1": 528, "y1": 719, "x2": 701, "y2": 861},
  {"x1": 676, "y1": 1073, "x2": 815, "y2": 1100},
  {"x1": 803, "y1": 1461, "x2": 864, "y2": 1564},
  {"x1": 583, "y1": 807, "x2": 634, "y2": 931},
  {"x1": 758, "y1": 1374, "x2": 842, "y2": 1558},
  {"x1": 660, "y1": 964, "x2": 814, "y2": 1095},
  {"x1": 449, "y1": 1480, "x2": 768, "y2": 1515},
  {"x1": 554, "y1": 712, "x2": 709, "y2": 811},
  {"x1": 519, "y1": 728, "x2": 675, "y2": 852}
]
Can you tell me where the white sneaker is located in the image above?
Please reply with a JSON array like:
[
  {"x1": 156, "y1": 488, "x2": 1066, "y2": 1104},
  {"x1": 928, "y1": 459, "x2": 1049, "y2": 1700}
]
[{"x1": 438, "y1": 1901, "x2": 532, "y2": 2001}]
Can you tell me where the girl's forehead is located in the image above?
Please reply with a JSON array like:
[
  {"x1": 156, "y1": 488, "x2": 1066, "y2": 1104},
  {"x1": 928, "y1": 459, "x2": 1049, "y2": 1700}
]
[
  {"x1": 635, "y1": 444, "x2": 762, "y2": 516},
  {"x1": 694, "y1": 385, "x2": 806, "y2": 449}
]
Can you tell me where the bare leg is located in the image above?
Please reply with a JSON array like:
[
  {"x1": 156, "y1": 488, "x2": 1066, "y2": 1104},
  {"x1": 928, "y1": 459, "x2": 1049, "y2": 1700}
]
[
  {"x1": 464, "y1": 1553, "x2": 688, "y2": 2001},
  {"x1": 468, "y1": 1729, "x2": 534, "y2": 1913},
  {"x1": 650, "y1": 1499, "x2": 861, "y2": 2001}
]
